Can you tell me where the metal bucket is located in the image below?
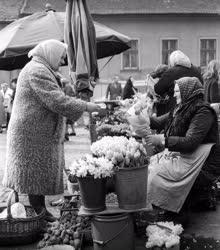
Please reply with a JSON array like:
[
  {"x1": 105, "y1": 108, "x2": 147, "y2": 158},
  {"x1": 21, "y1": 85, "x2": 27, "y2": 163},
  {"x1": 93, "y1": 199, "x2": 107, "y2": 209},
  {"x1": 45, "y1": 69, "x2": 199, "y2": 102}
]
[
  {"x1": 92, "y1": 213, "x2": 134, "y2": 250},
  {"x1": 115, "y1": 165, "x2": 148, "y2": 209}
]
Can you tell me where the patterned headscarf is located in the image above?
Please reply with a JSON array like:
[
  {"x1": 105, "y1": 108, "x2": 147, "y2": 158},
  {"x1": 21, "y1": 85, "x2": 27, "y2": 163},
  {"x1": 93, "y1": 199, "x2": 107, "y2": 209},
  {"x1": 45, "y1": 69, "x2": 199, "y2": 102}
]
[
  {"x1": 169, "y1": 50, "x2": 191, "y2": 68},
  {"x1": 28, "y1": 39, "x2": 67, "y2": 71},
  {"x1": 175, "y1": 76, "x2": 204, "y2": 105},
  {"x1": 166, "y1": 77, "x2": 205, "y2": 137}
]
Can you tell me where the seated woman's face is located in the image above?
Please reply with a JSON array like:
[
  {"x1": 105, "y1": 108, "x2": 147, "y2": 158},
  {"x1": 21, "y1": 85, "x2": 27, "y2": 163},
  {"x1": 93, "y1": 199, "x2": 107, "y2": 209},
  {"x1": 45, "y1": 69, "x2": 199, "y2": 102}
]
[
  {"x1": 174, "y1": 83, "x2": 181, "y2": 105},
  {"x1": 59, "y1": 51, "x2": 66, "y2": 67}
]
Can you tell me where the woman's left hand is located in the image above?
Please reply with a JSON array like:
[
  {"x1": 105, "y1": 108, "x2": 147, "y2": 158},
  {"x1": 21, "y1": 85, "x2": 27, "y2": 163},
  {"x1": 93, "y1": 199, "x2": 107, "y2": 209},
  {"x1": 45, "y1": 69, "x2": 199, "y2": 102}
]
[{"x1": 146, "y1": 134, "x2": 165, "y2": 147}]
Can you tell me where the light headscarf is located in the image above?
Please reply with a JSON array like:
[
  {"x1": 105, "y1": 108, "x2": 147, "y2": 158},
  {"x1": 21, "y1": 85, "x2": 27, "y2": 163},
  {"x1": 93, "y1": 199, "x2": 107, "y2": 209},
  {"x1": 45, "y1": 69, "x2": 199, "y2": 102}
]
[
  {"x1": 169, "y1": 50, "x2": 191, "y2": 68},
  {"x1": 28, "y1": 39, "x2": 67, "y2": 71}
]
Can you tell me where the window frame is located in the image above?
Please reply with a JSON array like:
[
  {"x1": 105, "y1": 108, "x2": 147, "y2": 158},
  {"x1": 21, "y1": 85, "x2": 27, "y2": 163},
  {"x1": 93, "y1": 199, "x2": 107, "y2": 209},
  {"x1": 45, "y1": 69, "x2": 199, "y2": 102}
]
[
  {"x1": 121, "y1": 38, "x2": 140, "y2": 71},
  {"x1": 160, "y1": 38, "x2": 179, "y2": 65},
  {"x1": 199, "y1": 37, "x2": 217, "y2": 67}
]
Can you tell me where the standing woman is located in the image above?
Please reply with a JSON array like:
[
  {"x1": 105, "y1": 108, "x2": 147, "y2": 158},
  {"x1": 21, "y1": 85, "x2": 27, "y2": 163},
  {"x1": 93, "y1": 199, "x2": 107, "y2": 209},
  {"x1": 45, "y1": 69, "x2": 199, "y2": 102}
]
[
  {"x1": 203, "y1": 60, "x2": 220, "y2": 103},
  {"x1": 2, "y1": 39, "x2": 100, "y2": 220},
  {"x1": 122, "y1": 76, "x2": 137, "y2": 100}
]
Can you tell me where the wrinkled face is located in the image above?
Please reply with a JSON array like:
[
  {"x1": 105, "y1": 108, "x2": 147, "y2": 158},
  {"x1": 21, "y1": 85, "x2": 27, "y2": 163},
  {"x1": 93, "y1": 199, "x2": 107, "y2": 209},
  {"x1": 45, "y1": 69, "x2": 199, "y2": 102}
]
[
  {"x1": 59, "y1": 51, "x2": 66, "y2": 67},
  {"x1": 174, "y1": 83, "x2": 181, "y2": 105}
]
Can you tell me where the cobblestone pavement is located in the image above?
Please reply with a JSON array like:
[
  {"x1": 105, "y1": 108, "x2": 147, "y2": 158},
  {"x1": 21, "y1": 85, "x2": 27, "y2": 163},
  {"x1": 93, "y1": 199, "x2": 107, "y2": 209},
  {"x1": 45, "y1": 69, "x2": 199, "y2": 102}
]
[{"x1": 1, "y1": 127, "x2": 220, "y2": 250}]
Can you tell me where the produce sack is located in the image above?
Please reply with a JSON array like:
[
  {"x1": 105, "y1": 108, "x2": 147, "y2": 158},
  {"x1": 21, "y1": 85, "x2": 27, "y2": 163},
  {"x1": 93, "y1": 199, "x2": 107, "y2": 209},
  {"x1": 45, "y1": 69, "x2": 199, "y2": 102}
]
[{"x1": 0, "y1": 202, "x2": 26, "y2": 218}]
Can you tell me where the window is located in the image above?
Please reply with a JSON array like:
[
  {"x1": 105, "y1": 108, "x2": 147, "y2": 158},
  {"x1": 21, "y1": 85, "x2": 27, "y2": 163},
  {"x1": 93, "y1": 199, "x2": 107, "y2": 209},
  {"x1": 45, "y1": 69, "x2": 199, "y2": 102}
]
[
  {"x1": 162, "y1": 39, "x2": 178, "y2": 65},
  {"x1": 122, "y1": 39, "x2": 139, "y2": 70},
  {"x1": 200, "y1": 39, "x2": 216, "y2": 67}
]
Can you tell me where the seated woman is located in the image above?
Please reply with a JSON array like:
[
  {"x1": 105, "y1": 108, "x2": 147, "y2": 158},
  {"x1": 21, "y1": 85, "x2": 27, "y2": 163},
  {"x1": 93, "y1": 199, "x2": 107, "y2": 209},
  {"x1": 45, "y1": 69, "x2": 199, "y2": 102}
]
[{"x1": 144, "y1": 76, "x2": 220, "y2": 222}]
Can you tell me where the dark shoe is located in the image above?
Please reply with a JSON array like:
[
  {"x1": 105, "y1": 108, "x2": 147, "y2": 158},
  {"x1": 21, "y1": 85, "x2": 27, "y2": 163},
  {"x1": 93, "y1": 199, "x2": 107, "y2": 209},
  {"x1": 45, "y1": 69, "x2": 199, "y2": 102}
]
[
  {"x1": 69, "y1": 132, "x2": 76, "y2": 136},
  {"x1": 44, "y1": 209, "x2": 58, "y2": 222}
]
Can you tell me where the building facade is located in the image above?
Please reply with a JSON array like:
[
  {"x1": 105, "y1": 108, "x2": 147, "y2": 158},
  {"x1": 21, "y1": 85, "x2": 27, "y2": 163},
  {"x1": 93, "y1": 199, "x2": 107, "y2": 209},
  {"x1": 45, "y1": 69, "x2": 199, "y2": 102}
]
[{"x1": 0, "y1": 0, "x2": 220, "y2": 99}]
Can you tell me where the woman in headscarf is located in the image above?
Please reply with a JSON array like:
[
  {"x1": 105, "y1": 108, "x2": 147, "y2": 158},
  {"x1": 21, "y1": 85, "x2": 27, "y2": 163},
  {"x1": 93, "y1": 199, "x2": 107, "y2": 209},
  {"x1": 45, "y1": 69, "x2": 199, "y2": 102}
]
[
  {"x1": 122, "y1": 76, "x2": 137, "y2": 100},
  {"x1": 153, "y1": 50, "x2": 203, "y2": 115},
  {"x1": 143, "y1": 77, "x2": 220, "y2": 223},
  {"x1": 2, "y1": 39, "x2": 100, "y2": 220}
]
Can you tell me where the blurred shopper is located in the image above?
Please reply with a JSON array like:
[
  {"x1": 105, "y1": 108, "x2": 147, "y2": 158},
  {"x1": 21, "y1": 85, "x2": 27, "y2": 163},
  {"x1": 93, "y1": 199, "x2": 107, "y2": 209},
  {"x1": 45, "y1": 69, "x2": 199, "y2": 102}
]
[
  {"x1": 203, "y1": 60, "x2": 220, "y2": 103},
  {"x1": 122, "y1": 76, "x2": 137, "y2": 100},
  {"x1": 105, "y1": 75, "x2": 122, "y2": 100},
  {"x1": 7, "y1": 78, "x2": 18, "y2": 125},
  {"x1": 1, "y1": 82, "x2": 13, "y2": 129},
  {"x1": 203, "y1": 60, "x2": 220, "y2": 140},
  {"x1": 2, "y1": 39, "x2": 100, "y2": 221},
  {"x1": 154, "y1": 50, "x2": 203, "y2": 114},
  {"x1": 150, "y1": 64, "x2": 169, "y2": 116}
]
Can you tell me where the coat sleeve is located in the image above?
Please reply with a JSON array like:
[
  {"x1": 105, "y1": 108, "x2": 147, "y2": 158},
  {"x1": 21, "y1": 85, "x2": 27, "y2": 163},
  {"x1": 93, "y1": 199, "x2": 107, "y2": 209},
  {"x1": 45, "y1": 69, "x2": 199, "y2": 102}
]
[
  {"x1": 165, "y1": 107, "x2": 214, "y2": 153},
  {"x1": 150, "y1": 113, "x2": 169, "y2": 131},
  {"x1": 28, "y1": 67, "x2": 87, "y2": 122}
]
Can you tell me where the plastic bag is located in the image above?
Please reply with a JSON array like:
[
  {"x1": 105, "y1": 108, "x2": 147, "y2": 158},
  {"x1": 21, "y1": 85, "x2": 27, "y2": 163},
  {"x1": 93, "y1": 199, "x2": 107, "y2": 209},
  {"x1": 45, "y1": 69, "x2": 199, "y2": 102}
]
[
  {"x1": 126, "y1": 97, "x2": 151, "y2": 137},
  {"x1": 0, "y1": 202, "x2": 27, "y2": 219}
]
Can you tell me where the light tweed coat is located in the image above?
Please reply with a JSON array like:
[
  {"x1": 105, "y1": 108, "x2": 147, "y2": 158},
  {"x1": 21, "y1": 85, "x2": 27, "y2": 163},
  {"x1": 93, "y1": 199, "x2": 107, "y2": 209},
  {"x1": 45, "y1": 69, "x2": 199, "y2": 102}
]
[{"x1": 2, "y1": 57, "x2": 86, "y2": 195}]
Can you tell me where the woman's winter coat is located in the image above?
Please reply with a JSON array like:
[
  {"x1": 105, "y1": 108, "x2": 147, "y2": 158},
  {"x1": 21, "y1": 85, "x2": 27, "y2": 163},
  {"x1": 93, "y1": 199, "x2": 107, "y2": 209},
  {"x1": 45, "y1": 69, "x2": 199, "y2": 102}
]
[
  {"x1": 3, "y1": 57, "x2": 86, "y2": 195},
  {"x1": 204, "y1": 75, "x2": 220, "y2": 103},
  {"x1": 151, "y1": 102, "x2": 218, "y2": 153}
]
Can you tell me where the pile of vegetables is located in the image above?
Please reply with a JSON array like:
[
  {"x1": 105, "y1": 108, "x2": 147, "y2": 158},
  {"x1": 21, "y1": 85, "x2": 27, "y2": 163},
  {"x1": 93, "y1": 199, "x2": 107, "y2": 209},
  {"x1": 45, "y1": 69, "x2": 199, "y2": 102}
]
[{"x1": 37, "y1": 196, "x2": 91, "y2": 249}]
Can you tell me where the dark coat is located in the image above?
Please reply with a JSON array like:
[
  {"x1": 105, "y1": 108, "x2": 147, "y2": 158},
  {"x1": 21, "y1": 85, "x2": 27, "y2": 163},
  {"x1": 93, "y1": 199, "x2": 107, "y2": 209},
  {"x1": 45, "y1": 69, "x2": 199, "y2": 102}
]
[
  {"x1": 122, "y1": 82, "x2": 137, "y2": 100},
  {"x1": 204, "y1": 75, "x2": 220, "y2": 103},
  {"x1": 150, "y1": 103, "x2": 218, "y2": 153},
  {"x1": 154, "y1": 65, "x2": 203, "y2": 97}
]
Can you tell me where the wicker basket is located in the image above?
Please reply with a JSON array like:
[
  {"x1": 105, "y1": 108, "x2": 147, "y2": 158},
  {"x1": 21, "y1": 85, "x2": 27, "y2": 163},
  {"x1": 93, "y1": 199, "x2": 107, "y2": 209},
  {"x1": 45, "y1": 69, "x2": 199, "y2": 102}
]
[{"x1": 0, "y1": 190, "x2": 45, "y2": 246}]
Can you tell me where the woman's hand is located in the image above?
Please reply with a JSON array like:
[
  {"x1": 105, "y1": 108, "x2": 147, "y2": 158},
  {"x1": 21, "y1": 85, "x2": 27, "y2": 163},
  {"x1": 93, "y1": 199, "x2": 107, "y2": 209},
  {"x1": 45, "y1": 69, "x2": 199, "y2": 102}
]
[
  {"x1": 86, "y1": 102, "x2": 101, "y2": 113},
  {"x1": 145, "y1": 134, "x2": 165, "y2": 147},
  {"x1": 210, "y1": 103, "x2": 220, "y2": 115}
]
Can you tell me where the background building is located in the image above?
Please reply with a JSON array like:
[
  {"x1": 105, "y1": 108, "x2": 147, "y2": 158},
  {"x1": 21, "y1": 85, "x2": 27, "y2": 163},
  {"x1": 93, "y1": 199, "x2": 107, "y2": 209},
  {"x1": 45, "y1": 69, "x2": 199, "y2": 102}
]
[{"x1": 0, "y1": 0, "x2": 220, "y2": 99}]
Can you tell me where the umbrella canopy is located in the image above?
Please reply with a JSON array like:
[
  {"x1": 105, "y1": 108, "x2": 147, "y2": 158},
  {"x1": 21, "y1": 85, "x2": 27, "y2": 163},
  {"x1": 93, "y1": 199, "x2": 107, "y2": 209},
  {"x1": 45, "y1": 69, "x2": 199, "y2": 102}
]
[{"x1": 0, "y1": 10, "x2": 131, "y2": 70}]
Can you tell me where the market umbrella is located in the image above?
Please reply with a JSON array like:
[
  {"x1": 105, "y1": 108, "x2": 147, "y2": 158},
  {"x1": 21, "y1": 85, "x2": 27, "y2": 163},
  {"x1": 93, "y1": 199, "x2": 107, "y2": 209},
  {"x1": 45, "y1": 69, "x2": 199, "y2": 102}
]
[
  {"x1": 0, "y1": 10, "x2": 130, "y2": 71},
  {"x1": 64, "y1": 0, "x2": 98, "y2": 88}
]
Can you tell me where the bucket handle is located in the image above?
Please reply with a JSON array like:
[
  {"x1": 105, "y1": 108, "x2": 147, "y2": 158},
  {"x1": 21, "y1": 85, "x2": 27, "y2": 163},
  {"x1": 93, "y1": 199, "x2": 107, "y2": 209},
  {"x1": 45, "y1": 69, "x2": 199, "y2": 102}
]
[{"x1": 93, "y1": 219, "x2": 130, "y2": 247}]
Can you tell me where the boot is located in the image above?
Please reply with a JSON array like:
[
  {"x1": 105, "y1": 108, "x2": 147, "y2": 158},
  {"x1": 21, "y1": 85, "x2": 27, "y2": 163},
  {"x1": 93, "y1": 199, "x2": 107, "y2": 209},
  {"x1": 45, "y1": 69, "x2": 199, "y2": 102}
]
[
  {"x1": 28, "y1": 194, "x2": 45, "y2": 214},
  {"x1": 28, "y1": 194, "x2": 57, "y2": 222}
]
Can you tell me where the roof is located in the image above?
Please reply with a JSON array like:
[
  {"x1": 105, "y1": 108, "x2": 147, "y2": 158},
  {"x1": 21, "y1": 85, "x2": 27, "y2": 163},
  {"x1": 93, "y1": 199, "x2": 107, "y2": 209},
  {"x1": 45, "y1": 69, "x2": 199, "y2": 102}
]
[
  {"x1": 88, "y1": 0, "x2": 220, "y2": 15},
  {"x1": 1, "y1": 0, "x2": 220, "y2": 22}
]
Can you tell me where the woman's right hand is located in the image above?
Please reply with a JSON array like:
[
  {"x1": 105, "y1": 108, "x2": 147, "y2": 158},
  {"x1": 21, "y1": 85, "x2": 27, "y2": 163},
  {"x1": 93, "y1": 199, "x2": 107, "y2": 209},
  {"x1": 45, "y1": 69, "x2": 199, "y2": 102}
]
[{"x1": 86, "y1": 102, "x2": 101, "y2": 113}]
